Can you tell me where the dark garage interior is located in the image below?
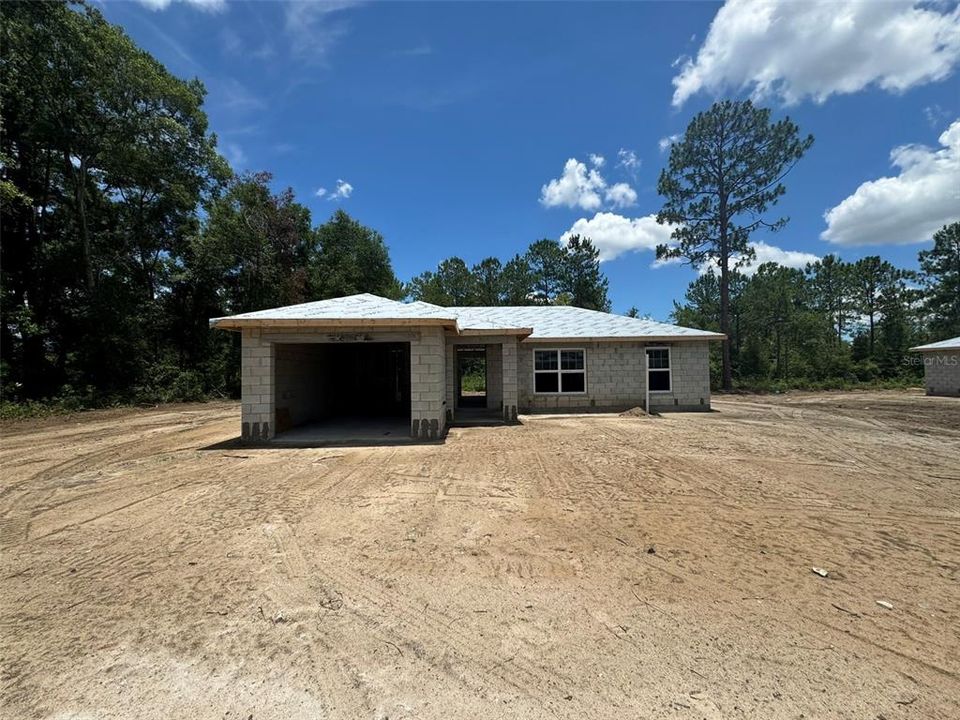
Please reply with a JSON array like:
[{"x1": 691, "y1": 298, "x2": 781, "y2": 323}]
[{"x1": 273, "y1": 341, "x2": 410, "y2": 443}]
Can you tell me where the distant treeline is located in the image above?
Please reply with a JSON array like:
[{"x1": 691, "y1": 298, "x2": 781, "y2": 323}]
[
  {"x1": 671, "y1": 228, "x2": 959, "y2": 389},
  {"x1": 1, "y1": 3, "x2": 957, "y2": 413}
]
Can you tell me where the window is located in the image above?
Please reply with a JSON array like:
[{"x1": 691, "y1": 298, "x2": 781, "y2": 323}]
[
  {"x1": 646, "y1": 347, "x2": 671, "y2": 392},
  {"x1": 534, "y1": 349, "x2": 586, "y2": 394}
]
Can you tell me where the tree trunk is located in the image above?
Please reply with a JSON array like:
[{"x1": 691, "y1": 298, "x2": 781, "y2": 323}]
[
  {"x1": 65, "y1": 152, "x2": 95, "y2": 292},
  {"x1": 719, "y1": 203, "x2": 733, "y2": 392}
]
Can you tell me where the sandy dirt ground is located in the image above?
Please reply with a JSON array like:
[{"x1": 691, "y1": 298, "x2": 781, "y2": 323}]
[{"x1": 1, "y1": 391, "x2": 959, "y2": 719}]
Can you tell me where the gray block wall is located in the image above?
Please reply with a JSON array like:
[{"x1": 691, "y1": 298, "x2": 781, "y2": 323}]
[
  {"x1": 410, "y1": 327, "x2": 447, "y2": 440},
  {"x1": 486, "y1": 343, "x2": 503, "y2": 410},
  {"x1": 516, "y1": 340, "x2": 711, "y2": 412},
  {"x1": 241, "y1": 328, "x2": 275, "y2": 440},
  {"x1": 502, "y1": 337, "x2": 519, "y2": 421},
  {"x1": 923, "y1": 352, "x2": 960, "y2": 397}
]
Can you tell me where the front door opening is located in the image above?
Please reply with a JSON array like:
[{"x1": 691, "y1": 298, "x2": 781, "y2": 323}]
[{"x1": 457, "y1": 346, "x2": 487, "y2": 408}]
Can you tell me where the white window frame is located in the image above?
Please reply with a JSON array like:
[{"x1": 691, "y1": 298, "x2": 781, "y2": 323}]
[
  {"x1": 646, "y1": 346, "x2": 672, "y2": 394},
  {"x1": 532, "y1": 348, "x2": 587, "y2": 395}
]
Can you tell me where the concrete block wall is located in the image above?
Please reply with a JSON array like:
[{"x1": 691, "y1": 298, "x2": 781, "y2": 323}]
[
  {"x1": 410, "y1": 327, "x2": 447, "y2": 440},
  {"x1": 923, "y1": 352, "x2": 960, "y2": 396},
  {"x1": 241, "y1": 328, "x2": 275, "y2": 440},
  {"x1": 485, "y1": 343, "x2": 503, "y2": 410},
  {"x1": 444, "y1": 342, "x2": 456, "y2": 423},
  {"x1": 517, "y1": 340, "x2": 712, "y2": 413},
  {"x1": 502, "y1": 337, "x2": 519, "y2": 421},
  {"x1": 649, "y1": 341, "x2": 711, "y2": 411}
]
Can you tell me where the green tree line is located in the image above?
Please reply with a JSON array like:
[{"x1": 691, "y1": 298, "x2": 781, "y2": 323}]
[
  {"x1": 406, "y1": 236, "x2": 610, "y2": 310},
  {"x1": 671, "y1": 222, "x2": 960, "y2": 389}
]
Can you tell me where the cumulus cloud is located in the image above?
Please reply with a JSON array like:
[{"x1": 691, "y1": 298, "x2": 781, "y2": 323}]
[
  {"x1": 690, "y1": 241, "x2": 822, "y2": 276},
  {"x1": 138, "y1": 0, "x2": 226, "y2": 11},
  {"x1": 822, "y1": 119, "x2": 960, "y2": 246},
  {"x1": 589, "y1": 153, "x2": 605, "y2": 168},
  {"x1": 604, "y1": 183, "x2": 638, "y2": 208},
  {"x1": 672, "y1": 0, "x2": 960, "y2": 107},
  {"x1": 540, "y1": 158, "x2": 638, "y2": 211},
  {"x1": 559, "y1": 212, "x2": 674, "y2": 262}
]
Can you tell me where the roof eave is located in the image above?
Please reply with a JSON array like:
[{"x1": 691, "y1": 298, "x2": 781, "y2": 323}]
[
  {"x1": 523, "y1": 334, "x2": 726, "y2": 343},
  {"x1": 209, "y1": 317, "x2": 457, "y2": 331},
  {"x1": 457, "y1": 327, "x2": 534, "y2": 337}
]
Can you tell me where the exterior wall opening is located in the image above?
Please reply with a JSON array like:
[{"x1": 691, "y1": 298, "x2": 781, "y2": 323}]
[
  {"x1": 273, "y1": 342, "x2": 410, "y2": 437},
  {"x1": 456, "y1": 346, "x2": 487, "y2": 408}
]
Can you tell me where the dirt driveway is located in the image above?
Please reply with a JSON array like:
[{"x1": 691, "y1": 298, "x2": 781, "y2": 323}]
[{"x1": 2, "y1": 391, "x2": 959, "y2": 719}]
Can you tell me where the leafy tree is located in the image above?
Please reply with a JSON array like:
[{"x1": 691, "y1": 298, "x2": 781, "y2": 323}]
[
  {"x1": 918, "y1": 222, "x2": 960, "y2": 338},
  {"x1": 526, "y1": 238, "x2": 567, "y2": 304},
  {"x1": 198, "y1": 172, "x2": 314, "y2": 313},
  {"x1": 1, "y1": 1, "x2": 224, "y2": 401},
  {"x1": 407, "y1": 257, "x2": 475, "y2": 305},
  {"x1": 851, "y1": 256, "x2": 898, "y2": 357},
  {"x1": 805, "y1": 254, "x2": 854, "y2": 346},
  {"x1": 563, "y1": 235, "x2": 610, "y2": 311},
  {"x1": 312, "y1": 209, "x2": 402, "y2": 300},
  {"x1": 875, "y1": 273, "x2": 916, "y2": 377},
  {"x1": 472, "y1": 257, "x2": 503, "y2": 305},
  {"x1": 500, "y1": 254, "x2": 534, "y2": 305},
  {"x1": 656, "y1": 99, "x2": 813, "y2": 391}
]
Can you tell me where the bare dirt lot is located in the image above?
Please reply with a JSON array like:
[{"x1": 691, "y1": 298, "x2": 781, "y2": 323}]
[{"x1": 2, "y1": 391, "x2": 959, "y2": 719}]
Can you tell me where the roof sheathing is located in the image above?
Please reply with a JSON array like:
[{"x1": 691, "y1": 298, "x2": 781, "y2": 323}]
[
  {"x1": 210, "y1": 293, "x2": 458, "y2": 331},
  {"x1": 910, "y1": 336, "x2": 960, "y2": 352},
  {"x1": 209, "y1": 293, "x2": 725, "y2": 341},
  {"x1": 451, "y1": 305, "x2": 725, "y2": 342}
]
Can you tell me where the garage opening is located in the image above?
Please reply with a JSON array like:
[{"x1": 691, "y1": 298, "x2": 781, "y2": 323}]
[{"x1": 273, "y1": 342, "x2": 410, "y2": 444}]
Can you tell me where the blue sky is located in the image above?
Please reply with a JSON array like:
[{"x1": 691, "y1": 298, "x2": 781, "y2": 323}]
[{"x1": 101, "y1": 0, "x2": 960, "y2": 319}]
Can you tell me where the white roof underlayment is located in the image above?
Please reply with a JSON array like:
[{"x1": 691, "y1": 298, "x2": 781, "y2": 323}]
[
  {"x1": 210, "y1": 293, "x2": 724, "y2": 341},
  {"x1": 910, "y1": 336, "x2": 960, "y2": 352},
  {"x1": 451, "y1": 305, "x2": 723, "y2": 340}
]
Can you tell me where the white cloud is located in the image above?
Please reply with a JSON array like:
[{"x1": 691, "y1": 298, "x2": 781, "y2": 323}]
[
  {"x1": 672, "y1": 0, "x2": 960, "y2": 107},
  {"x1": 604, "y1": 183, "x2": 638, "y2": 208},
  {"x1": 328, "y1": 179, "x2": 353, "y2": 201},
  {"x1": 658, "y1": 134, "x2": 680, "y2": 153},
  {"x1": 284, "y1": 1, "x2": 359, "y2": 62},
  {"x1": 559, "y1": 212, "x2": 674, "y2": 262},
  {"x1": 694, "y1": 242, "x2": 822, "y2": 276},
  {"x1": 589, "y1": 153, "x2": 605, "y2": 168},
  {"x1": 138, "y1": 0, "x2": 226, "y2": 11},
  {"x1": 822, "y1": 119, "x2": 960, "y2": 246},
  {"x1": 616, "y1": 148, "x2": 641, "y2": 177},
  {"x1": 540, "y1": 158, "x2": 638, "y2": 211},
  {"x1": 654, "y1": 241, "x2": 821, "y2": 275},
  {"x1": 315, "y1": 187, "x2": 327, "y2": 198}
]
